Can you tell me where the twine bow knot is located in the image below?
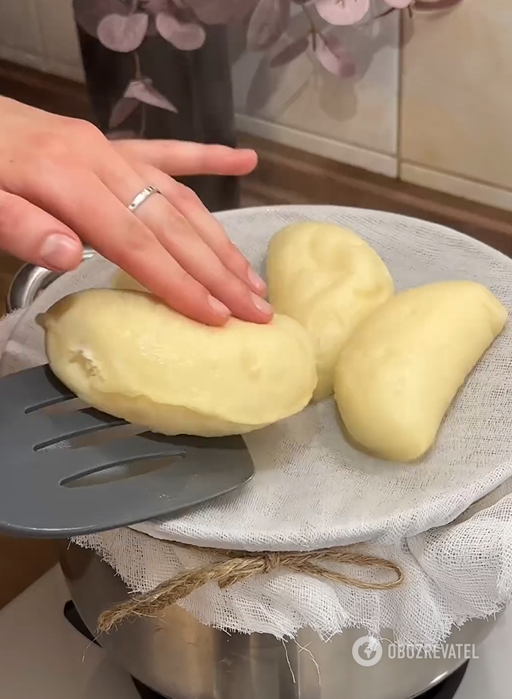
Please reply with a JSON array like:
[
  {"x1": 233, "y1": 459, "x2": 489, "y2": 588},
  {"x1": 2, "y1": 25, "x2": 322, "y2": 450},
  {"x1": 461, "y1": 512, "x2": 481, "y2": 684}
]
[{"x1": 97, "y1": 541, "x2": 404, "y2": 633}]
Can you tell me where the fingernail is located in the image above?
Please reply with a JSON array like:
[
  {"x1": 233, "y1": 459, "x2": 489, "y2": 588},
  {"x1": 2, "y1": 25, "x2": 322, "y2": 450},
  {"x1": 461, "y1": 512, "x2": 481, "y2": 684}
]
[
  {"x1": 251, "y1": 293, "x2": 273, "y2": 316},
  {"x1": 208, "y1": 295, "x2": 231, "y2": 317},
  {"x1": 248, "y1": 267, "x2": 266, "y2": 294},
  {"x1": 40, "y1": 234, "x2": 81, "y2": 270}
]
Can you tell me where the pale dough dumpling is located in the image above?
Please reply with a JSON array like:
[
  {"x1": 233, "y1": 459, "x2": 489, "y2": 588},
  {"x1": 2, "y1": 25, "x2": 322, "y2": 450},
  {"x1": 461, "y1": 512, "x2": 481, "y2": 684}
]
[
  {"x1": 334, "y1": 281, "x2": 508, "y2": 463},
  {"x1": 40, "y1": 289, "x2": 317, "y2": 437},
  {"x1": 266, "y1": 222, "x2": 394, "y2": 401}
]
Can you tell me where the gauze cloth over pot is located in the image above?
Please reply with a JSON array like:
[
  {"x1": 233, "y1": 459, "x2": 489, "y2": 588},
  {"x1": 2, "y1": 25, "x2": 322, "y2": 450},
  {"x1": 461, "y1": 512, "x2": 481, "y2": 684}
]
[{"x1": 3, "y1": 205, "x2": 512, "y2": 644}]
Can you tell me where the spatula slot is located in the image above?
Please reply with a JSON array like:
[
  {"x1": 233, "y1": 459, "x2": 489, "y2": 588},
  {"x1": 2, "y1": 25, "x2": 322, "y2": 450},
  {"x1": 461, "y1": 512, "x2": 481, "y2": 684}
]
[
  {"x1": 0, "y1": 364, "x2": 255, "y2": 537},
  {"x1": 61, "y1": 453, "x2": 185, "y2": 488},
  {"x1": 24, "y1": 395, "x2": 69, "y2": 414},
  {"x1": 30, "y1": 396, "x2": 89, "y2": 415},
  {"x1": 33, "y1": 408, "x2": 128, "y2": 452},
  {"x1": 22, "y1": 365, "x2": 75, "y2": 413}
]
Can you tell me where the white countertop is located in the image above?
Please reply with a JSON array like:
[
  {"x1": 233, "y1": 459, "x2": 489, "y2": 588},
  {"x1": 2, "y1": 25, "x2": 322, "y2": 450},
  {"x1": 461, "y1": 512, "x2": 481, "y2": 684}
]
[
  {"x1": 0, "y1": 566, "x2": 138, "y2": 699},
  {"x1": 0, "y1": 565, "x2": 510, "y2": 699}
]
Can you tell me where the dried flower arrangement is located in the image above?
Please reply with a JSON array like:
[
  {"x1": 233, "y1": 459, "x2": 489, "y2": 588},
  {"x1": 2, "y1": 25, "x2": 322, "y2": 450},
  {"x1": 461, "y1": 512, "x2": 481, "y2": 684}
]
[{"x1": 73, "y1": 0, "x2": 463, "y2": 135}]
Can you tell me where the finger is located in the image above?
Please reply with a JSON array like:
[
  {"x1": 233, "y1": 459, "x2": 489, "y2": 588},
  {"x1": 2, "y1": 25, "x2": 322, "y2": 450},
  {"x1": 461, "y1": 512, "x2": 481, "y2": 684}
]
[
  {"x1": 89, "y1": 131, "x2": 265, "y2": 296},
  {"x1": 112, "y1": 140, "x2": 258, "y2": 176},
  {"x1": 9, "y1": 163, "x2": 230, "y2": 326},
  {"x1": 0, "y1": 190, "x2": 82, "y2": 270},
  {"x1": 132, "y1": 162, "x2": 267, "y2": 297},
  {"x1": 94, "y1": 154, "x2": 273, "y2": 324}
]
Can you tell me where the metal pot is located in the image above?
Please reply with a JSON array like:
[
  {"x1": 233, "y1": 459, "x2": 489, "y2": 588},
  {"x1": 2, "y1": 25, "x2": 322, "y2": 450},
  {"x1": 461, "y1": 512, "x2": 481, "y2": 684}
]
[
  {"x1": 8, "y1": 257, "x2": 501, "y2": 699},
  {"x1": 59, "y1": 542, "x2": 497, "y2": 699}
]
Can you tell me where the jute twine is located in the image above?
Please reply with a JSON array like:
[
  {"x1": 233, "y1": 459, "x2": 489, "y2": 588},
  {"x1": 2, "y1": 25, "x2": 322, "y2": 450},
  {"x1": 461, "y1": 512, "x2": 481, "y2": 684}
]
[{"x1": 97, "y1": 541, "x2": 404, "y2": 633}]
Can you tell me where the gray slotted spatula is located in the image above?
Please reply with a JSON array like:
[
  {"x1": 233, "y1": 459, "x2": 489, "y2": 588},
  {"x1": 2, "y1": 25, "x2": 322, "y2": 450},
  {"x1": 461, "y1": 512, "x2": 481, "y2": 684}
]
[{"x1": 0, "y1": 364, "x2": 254, "y2": 539}]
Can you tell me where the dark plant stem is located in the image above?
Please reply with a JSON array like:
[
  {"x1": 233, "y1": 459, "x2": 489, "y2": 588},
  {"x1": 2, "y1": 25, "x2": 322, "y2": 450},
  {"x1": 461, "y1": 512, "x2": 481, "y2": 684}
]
[
  {"x1": 140, "y1": 102, "x2": 148, "y2": 137},
  {"x1": 134, "y1": 51, "x2": 142, "y2": 80},
  {"x1": 374, "y1": 8, "x2": 397, "y2": 19},
  {"x1": 301, "y1": 2, "x2": 318, "y2": 48}
]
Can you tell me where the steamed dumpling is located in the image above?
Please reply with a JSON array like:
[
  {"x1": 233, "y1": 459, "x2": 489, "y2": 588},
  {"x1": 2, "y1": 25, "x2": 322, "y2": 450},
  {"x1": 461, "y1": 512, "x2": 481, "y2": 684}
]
[
  {"x1": 266, "y1": 222, "x2": 394, "y2": 401},
  {"x1": 41, "y1": 289, "x2": 317, "y2": 437},
  {"x1": 334, "y1": 281, "x2": 508, "y2": 462}
]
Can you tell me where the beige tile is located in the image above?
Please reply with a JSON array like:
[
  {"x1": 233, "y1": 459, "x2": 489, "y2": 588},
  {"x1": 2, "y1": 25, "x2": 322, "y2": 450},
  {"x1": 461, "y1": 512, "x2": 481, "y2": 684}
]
[
  {"x1": 236, "y1": 114, "x2": 398, "y2": 176},
  {"x1": 0, "y1": 0, "x2": 42, "y2": 57},
  {"x1": 231, "y1": 2, "x2": 400, "y2": 169},
  {"x1": 0, "y1": 44, "x2": 45, "y2": 71},
  {"x1": 401, "y1": 163, "x2": 512, "y2": 214},
  {"x1": 400, "y1": 1, "x2": 512, "y2": 193},
  {"x1": 35, "y1": 0, "x2": 84, "y2": 80}
]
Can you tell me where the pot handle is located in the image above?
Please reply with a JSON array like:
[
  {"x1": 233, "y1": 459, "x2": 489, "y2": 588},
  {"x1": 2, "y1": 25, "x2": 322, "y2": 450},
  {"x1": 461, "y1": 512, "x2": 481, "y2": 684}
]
[{"x1": 6, "y1": 247, "x2": 96, "y2": 313}]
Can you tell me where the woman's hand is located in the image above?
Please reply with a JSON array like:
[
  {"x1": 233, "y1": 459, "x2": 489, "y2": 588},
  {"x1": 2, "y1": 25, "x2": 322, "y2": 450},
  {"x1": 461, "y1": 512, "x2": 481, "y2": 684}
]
[{"x1": 0, "y1": 97, "x2": 272, "y2": 326}]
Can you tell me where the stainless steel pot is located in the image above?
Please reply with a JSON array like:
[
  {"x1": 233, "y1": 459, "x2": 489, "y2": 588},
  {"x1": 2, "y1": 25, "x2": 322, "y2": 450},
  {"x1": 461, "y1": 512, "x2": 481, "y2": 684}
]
[
  {"x1": 60, "y1": 542, "x2": 497, "y2": 699},
  {"x1": 6, "y1": 247, "x2": 96, "y2": 313},
  {"x1": 9, "y1": 258, "x2": 500, "y2": 699}
]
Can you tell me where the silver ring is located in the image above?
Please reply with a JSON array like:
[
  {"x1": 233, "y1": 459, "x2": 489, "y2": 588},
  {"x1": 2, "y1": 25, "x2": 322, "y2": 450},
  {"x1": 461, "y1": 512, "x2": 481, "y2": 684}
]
[{"x1": 127, "y1": 185, "x2": 162, "y2": 213}]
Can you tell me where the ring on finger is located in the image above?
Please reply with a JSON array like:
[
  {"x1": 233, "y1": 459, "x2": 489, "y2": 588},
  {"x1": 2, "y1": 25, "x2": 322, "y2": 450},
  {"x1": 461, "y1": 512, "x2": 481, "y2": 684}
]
[{"x1": 127, "y1": 185, "x2": 162, "y2": 213}]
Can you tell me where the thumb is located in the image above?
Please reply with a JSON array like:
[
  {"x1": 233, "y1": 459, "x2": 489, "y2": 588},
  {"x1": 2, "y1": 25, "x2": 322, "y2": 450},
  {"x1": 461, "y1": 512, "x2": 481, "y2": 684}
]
[{"x1": 0, "y1": 190, "x2": 83, "y2": 270}]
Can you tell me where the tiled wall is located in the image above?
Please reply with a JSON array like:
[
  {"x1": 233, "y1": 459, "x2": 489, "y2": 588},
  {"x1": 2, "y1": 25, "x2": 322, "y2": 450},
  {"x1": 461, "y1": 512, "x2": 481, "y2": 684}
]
[
  {"x1": 400, "y1": 4, "x2": 512, "y2": 212},
  {"x1": 231, "y1": 4, "x2": 400, "y2": 178},
  {"x1": 0, "y1": 0, "x2": 84, "y2": 81},
  {"x1": 1, "y1": 1, "x2": 510, "y2": 212}
]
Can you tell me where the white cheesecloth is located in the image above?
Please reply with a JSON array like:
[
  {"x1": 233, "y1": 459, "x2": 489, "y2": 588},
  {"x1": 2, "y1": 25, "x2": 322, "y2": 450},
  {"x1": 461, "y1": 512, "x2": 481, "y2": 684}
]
[{"x1": 2, "y1": 205, "x2": 512, "y2": 645}]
